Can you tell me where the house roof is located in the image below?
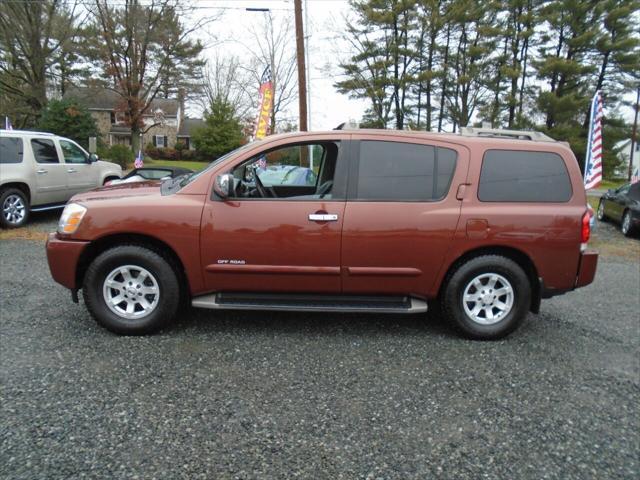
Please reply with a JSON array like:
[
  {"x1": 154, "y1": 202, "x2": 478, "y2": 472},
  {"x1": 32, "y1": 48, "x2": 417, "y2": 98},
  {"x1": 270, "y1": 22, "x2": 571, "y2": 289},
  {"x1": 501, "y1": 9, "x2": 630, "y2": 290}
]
[
  {"x1": 178, "y1": 117, "x2": 205, "y2": 137},
  {"x1": 64, "y1": 86, "x2": 179, "y2": 117}
]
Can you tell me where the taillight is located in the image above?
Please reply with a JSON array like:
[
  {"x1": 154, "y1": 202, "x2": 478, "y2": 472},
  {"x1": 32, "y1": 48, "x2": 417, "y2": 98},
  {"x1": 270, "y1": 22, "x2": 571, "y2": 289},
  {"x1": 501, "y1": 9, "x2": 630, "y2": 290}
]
[{"x1": 581, "y1": 211, "x2": 590, "y2": 244}]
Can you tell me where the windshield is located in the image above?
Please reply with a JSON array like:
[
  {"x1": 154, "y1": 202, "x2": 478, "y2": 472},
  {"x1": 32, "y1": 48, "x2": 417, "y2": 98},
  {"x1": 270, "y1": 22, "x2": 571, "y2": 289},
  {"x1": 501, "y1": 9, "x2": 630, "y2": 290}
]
[{"x1": 179, "y1": 142, "x2": 258, "y2": 188}]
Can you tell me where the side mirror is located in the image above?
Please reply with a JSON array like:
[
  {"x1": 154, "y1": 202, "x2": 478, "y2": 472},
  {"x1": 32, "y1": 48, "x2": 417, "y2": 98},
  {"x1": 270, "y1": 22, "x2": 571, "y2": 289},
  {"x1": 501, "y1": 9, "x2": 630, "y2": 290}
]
[
  {"x1": 607, "y1": 189, "x2": 614, "y2": 195},
  {"x1": 88, "y1": 153, "x2": 99, "y2": 163},
  {"x1": 213, "y1": 173, "x2": 234, "y2": 198}
]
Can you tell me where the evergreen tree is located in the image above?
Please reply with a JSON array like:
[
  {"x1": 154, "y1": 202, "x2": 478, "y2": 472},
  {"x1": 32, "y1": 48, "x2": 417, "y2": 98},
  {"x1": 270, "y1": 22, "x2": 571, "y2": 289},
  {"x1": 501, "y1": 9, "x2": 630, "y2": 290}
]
[
  {"x1": 336, "y1": 0, "x2": 419, "y2": 129},
  {"x1": 192, "y1": 97, "x2": 245, "y2": 160},
  {"x1": 37, "y1": 99, "x2": 99, "y2": 148}
]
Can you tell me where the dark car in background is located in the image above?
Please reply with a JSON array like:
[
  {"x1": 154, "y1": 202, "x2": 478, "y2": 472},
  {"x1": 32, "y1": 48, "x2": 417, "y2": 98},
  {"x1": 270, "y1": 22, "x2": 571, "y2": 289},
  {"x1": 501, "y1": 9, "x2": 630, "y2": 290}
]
[
  {"x1": 106, "y1": 166, "x2": 193, "y2": 185},
  {"x1": 597, "y1": 182, "x2": 640, "y2": 237}
]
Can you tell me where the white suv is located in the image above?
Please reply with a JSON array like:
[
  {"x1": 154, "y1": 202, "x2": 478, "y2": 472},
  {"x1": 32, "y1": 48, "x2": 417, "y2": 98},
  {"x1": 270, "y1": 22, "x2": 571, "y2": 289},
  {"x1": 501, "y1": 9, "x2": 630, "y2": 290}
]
[{"x1": 0, "y1": 130, "x2": 122, "y2": 228}]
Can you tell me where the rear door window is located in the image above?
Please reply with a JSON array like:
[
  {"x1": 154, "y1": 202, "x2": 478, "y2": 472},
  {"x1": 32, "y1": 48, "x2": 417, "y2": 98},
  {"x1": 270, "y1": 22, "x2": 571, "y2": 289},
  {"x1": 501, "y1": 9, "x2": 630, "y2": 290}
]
[
  {"x1": 478, "y1": 150, "x2": 572, "y2": 202},
  {"x1": 0, "y1": 137, "x2": 23, "y2": 163},
  {"x1": 355, "y1": 141, "x2": 457, "y2": 201},
  {"x1": 31, "y1": 139, "x2": 60, "y2": 164}
]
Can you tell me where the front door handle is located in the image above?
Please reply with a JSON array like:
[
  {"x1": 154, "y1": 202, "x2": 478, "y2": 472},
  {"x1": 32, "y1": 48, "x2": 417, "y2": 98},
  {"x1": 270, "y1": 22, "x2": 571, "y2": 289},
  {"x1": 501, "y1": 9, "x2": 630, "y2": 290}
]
[
  {"x1": 67, "y1": 168, "x2": 77, "y2": 173},
  {"x1": 36, "y1": 169, "x2": 47, "y2": 175},
  {"x1": 308, "y1": 213, "x2": 338, "y2": 222}
]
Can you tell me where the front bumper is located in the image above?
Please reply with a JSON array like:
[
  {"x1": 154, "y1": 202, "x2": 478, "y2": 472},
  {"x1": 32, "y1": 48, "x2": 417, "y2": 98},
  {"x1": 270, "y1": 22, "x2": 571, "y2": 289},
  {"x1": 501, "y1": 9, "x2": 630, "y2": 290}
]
[
  {"x1": 575, "y1": 249, "x2": 598, "y2": 288},
  {"x1": 46, "y1": 233, "x2": 89, "y2": 290}
]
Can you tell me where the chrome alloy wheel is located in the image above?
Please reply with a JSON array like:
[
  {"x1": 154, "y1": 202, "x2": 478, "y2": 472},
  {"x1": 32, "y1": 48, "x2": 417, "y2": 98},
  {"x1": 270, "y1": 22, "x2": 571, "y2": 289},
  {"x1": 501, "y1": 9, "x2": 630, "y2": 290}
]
[
  {"x1": 597, "y1": 201, "x2": 605, "y2": 221},
  {"x1": 622, "y1": 212, "x2": 631, "y2": 235},
  {"x1": 3, "y1": 194, "x2": 26, "y2": 225},
  {"x1": 102, "y1": 265, "x2": 160, "y2": 319},
  {"x1": 462, "y1": 273, "x2": 514, "y2": 325}
]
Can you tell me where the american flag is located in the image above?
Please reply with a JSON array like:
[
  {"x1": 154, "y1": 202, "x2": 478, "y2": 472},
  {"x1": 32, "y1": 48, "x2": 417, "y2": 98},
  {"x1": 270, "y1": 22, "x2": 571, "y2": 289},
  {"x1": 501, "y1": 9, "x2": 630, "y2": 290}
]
[
  {"x1": 632, "y1": 166, "x2": 639, "y2": 184},
  {"x1": 134, "y1": 149, "x2": 144, "y2": 168},
  {"x1": 584, "y1": 91, "x2": 603, "y2": 190}
]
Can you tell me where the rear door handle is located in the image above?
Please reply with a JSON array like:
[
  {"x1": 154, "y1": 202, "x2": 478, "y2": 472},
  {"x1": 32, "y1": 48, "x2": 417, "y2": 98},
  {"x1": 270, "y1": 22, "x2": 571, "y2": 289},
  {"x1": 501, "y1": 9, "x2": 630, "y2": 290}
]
[
  {"x1": 36, "y1": 169, "x2": 47, "y2": 175},
  {"x1": 308, "y1": 213, "x2": 338, "y2": 222},
  {"x1": 67, "y1": 168, "x2": 77, "y2": 173}
]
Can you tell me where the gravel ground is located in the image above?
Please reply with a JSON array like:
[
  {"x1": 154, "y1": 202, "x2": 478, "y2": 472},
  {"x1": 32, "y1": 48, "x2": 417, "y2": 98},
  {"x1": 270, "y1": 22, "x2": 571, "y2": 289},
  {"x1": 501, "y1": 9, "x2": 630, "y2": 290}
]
[{"x1": 0, "y1": 214, "x2": 638, "y2": 479}]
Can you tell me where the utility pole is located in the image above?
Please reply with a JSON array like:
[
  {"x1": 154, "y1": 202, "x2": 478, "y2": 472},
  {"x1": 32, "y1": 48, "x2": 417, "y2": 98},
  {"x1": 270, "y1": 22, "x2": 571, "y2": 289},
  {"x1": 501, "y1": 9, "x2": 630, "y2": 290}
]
[
  {"x1": 294, "y1": 0, "x2": 308, "y2": 132},
  {"x1": 628, "y1": 86, "x2": 639, "y2": 182}
]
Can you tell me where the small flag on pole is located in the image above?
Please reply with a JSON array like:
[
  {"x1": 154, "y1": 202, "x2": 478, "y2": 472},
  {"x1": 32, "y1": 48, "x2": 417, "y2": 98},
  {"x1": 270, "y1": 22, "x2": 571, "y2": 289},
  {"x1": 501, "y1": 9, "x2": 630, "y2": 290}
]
[
  {"x1": 134, "y1": 149, "x2": 144, "y2": 169},
  {"x1": 632, "y1": 166, "x2": 639, "y2": 184},
  {"x1": 584, "y1": 91, "x2": 603, "y2": 190},
  {"x1": 4, "y1": 116, "x2": 13, "y2": 130}
]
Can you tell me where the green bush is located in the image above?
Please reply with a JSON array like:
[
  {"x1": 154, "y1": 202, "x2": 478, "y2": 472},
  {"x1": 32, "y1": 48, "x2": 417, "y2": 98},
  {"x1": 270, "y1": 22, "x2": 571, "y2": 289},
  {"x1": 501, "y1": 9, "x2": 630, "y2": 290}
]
[{"x1": 104, "y1": 145, "x2": 133, "y2": 169}]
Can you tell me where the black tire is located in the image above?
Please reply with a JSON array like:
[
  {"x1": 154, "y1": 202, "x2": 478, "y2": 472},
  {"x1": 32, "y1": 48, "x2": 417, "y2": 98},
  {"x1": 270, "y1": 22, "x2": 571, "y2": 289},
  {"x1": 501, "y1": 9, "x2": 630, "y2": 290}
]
[
  {"x1": 82, "y1": 245, "x2": 181, "y2": 335},
  {"x1": 0, "y1": 188, "x2": 30, "y2": 229},
  {"x1": 442, "y1": 255, "x2": 531, "y2": 340},
  {"x1": 621, "y1": 210, "x2": 635, "y2": 237},
  {"x1": 596, "y1": 200, "x2": 606, "y2": 221},
  {"x1": 103, "y1": 176, "x2": 119, "y2": 186}
]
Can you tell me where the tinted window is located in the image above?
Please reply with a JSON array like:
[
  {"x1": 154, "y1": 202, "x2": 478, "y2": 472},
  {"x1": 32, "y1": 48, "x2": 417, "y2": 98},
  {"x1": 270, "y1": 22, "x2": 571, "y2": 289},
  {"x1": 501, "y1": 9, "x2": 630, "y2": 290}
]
[
  {"x1": 478, "y1": 150, "x2": 572, "y2": 202},
  {"x1": 0, "y1": 137, "x2": 23, "y2": 164},
  {"x1": 59, "y1": 140, "x2": 88, "y2": 164},
  {"x1": 31, "y1": 139, "x2": 59, "y2": 164},
  {"x1": 629, "y1": 183, "x2": 640, "y2": 201},
  {"x1": 356, "y1": 141, "x2": 457, "y2": 201}
]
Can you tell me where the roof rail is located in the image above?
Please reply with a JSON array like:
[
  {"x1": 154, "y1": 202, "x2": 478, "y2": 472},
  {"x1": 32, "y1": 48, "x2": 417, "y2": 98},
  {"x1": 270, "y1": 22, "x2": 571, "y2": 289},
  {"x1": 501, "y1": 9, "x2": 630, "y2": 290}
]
[
  {"x1": 0, "y1": 129, "x2": 56, "y2": 136},
  {"x1": 459, "y1": 126, "x2": 555, "y2": 142}
]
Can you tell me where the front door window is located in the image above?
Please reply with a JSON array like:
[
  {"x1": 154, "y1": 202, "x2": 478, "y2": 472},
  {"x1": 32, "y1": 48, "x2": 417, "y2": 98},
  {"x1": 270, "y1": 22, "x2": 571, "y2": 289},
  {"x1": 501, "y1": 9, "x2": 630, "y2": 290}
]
[{"x1": 229, "y1": 142, "x2": 339, "y2": 200}]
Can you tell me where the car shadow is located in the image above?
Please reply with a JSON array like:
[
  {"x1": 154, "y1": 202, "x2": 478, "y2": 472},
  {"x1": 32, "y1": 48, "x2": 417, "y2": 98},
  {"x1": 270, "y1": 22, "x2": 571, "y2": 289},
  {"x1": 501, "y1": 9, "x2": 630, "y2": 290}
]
[{"x1": 162, "y1": 306, "x2": 460, "y2": 340}]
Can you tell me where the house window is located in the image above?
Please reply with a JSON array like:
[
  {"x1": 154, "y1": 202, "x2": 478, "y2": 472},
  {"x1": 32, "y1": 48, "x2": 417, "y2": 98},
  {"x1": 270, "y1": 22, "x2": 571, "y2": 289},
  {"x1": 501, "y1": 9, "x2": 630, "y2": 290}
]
[{"x1": 154, "y1": 135, "x2": 166, "y2": 148}]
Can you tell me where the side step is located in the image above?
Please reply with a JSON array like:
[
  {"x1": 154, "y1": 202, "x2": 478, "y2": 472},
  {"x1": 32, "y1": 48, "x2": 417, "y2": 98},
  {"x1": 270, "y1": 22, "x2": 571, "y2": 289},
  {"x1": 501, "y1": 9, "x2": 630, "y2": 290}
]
[{"x1": 192, "y1": 292, "x2": 428, "y2": 314}]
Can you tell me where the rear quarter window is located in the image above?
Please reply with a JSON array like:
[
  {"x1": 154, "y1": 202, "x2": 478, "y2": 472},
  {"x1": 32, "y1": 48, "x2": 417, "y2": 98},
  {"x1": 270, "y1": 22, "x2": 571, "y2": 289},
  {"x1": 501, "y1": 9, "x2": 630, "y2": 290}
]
[
  {"x1": 0, "y1": 137, "x2": 24, "y2": 164},
  {"x1": 356, "y1": 141, "x2": 457, "y2": 201},
  {"x1": 478, "y1": 150, "x2": 572, "y2": 202}
]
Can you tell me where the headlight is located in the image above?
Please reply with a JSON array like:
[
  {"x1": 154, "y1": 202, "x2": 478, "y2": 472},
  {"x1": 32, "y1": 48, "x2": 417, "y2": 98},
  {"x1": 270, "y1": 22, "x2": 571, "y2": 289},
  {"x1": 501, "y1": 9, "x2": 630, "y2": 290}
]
[{"x1": 58, "y1": 203, "x2": 87, "y2": 234}]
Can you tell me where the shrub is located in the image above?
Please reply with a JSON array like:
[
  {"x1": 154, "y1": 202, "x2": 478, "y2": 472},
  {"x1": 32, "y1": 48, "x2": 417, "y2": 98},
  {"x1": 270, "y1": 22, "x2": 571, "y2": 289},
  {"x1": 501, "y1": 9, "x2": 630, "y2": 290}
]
[{"x1": 105, "y1": 145, "x2": 133, "y2": 169}]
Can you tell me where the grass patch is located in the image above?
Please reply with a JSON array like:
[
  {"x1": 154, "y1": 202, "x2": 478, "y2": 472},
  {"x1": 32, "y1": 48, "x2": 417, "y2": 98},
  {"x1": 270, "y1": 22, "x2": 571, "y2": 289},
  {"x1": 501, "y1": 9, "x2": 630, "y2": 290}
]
[
  {"x1": 600, "y1": 179, "x2": 627, "y2": 190},
  {"x1": 0, "y1": 228, "x2": 48, "y2": 242}
]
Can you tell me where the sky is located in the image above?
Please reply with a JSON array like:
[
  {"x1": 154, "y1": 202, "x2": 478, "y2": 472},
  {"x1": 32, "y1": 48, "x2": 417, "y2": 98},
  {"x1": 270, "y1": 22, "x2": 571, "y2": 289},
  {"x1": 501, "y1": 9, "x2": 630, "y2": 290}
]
[{"x1": 186, "y1": 0, "x2": 367, "y2": 130}]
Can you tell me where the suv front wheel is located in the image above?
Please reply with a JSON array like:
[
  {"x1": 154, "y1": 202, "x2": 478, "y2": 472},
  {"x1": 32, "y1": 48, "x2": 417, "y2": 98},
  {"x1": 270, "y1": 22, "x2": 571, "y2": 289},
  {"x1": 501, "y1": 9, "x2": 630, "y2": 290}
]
[
  {"x1": 442, "y1": 255, "x2": 531, "y2": 340},
  {"x1": 83, "y1": 245, "x2": 181, "y2": 335},
  {"x1": 0, "y1": 188, "x2": 29, "y2": 228}
]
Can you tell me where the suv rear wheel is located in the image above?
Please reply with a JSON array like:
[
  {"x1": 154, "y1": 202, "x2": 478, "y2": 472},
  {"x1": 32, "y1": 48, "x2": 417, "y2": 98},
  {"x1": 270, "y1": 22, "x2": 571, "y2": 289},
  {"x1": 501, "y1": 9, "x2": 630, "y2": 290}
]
[
  {"x1": 0, "y1": 188, "x2": 29, "y2": 229},
  {"x1": 83, "y1": 245, "x2": 180, "y2": 335},
  {"x1": 442, "y1": 255, "x2": 531, "y2": 340}
]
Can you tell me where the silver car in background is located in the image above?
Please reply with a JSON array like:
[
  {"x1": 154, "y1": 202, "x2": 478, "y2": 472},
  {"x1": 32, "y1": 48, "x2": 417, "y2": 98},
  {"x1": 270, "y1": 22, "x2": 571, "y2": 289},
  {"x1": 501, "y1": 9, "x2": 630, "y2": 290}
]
[{"x1": 0, "y1": 129, "x2": 122, "y2": 228}]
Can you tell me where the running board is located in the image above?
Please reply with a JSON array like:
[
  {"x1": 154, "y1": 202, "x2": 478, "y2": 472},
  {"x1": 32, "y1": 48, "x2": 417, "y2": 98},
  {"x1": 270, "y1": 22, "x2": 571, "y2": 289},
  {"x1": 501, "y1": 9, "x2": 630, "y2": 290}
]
[
  {"x1": 31, "y1": 203, "x2": 66, "y2": 212},
  {"x1": 192, "y1": 292, "x2": 428, "y2": 314}
]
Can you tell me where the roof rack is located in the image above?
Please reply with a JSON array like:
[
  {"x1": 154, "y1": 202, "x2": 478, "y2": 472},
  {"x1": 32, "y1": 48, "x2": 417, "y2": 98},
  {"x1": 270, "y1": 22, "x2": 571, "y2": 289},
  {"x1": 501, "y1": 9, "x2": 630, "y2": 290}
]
[{"x1": 459, "y1": 126, "x2": 554, "y2": 142}]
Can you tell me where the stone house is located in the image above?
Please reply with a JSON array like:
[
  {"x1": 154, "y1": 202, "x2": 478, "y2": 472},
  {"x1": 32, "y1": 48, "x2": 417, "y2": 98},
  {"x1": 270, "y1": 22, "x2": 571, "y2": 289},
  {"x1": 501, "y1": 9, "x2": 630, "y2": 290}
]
[{"x1": 64, "y1": 87, "x2": 201, "y2": 150}]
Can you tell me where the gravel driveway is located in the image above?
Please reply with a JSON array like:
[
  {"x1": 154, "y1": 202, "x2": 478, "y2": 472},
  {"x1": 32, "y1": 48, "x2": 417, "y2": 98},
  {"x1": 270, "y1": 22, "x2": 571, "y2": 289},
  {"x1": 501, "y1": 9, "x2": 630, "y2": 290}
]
[{"x1": 1, "y1": 213, "x2": 638, "y2": 479}]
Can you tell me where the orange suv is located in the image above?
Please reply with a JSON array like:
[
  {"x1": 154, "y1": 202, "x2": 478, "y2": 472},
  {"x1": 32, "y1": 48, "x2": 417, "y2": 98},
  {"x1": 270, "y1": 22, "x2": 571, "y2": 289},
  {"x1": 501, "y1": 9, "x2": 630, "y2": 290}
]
[{"x1": 46, "y1": 128, "x2": 598, "y2": 339}]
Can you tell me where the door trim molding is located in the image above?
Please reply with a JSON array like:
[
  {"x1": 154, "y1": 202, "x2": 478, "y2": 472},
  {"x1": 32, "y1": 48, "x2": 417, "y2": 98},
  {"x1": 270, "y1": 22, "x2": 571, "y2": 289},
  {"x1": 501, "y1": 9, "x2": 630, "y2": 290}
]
[
  {"x1": 205, "y1": 264, "x2": 341, "y2": 275},
  {"x1": 345, "y1": 266, "x2": 422, "y2": 276}
]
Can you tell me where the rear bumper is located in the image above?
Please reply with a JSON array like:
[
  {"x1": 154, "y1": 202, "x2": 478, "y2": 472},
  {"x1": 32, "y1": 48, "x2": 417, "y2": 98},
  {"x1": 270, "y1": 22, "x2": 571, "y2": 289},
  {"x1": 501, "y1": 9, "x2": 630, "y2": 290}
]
[
  {"x1": 575, "y1": 249, "x2": 598, "y2": 288},
  {"x1": 46, "y1": 233, "x2": 89, "y2": 290}
]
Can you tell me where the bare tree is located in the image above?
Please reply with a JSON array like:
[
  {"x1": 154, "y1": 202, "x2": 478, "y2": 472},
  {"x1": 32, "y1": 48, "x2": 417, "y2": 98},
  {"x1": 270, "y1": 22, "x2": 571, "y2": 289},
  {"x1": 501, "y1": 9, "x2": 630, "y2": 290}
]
[
  {"x1": 238, "y1": 12, "x2": 298, "y2": 133},
  {"x1": 0, "y1": 0, "x2": 80, "y2": 126},
  {"x1": 198, "y1": 55, "x2": 253, "y2": 121},
  {"x1": 86, "y1": 0, "x2": 211, "y2": 151}
]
